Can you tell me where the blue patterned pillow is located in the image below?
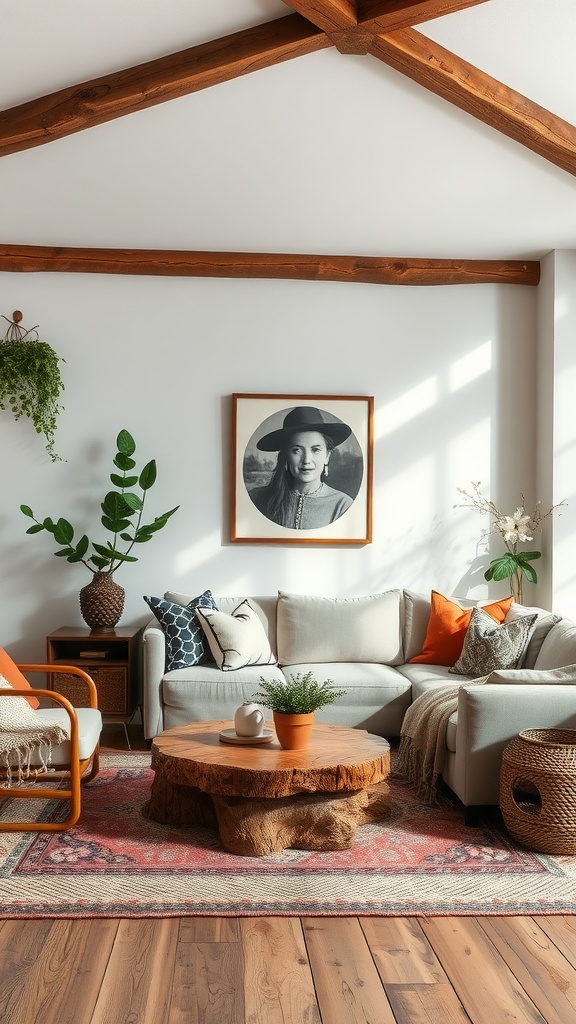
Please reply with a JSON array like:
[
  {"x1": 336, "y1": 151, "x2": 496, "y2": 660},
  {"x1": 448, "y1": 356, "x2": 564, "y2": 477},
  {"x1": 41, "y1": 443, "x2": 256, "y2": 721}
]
[{"x1": 143, "y1": 591, "x2": 217, "y2": 671}]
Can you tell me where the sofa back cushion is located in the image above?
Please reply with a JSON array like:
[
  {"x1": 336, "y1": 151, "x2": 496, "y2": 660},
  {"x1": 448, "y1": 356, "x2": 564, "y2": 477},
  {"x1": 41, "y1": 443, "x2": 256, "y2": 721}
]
[
  {"x1": 534, "y1": 619, "x2": 576, "y2": 670},
  {"x1": 504, "y1": 604, "x2": 561, "y2": 668},
  {"x1": 276, "y1": 590, "x2": 403, "y2": 666}
]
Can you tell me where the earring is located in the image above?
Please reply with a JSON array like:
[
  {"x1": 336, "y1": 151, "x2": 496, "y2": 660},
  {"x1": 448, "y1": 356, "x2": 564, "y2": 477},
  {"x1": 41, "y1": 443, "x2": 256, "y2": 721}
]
[{"x1": 323, "y1": 463, "x2": 329, "y2": 477}]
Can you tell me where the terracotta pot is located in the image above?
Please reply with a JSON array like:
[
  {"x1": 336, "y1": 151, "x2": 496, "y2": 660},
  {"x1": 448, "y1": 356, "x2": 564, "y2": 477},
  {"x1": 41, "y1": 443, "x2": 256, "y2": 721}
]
[
  {"x1": 273, "y1": 711, "x2": 315, "y2": 750},
  {"x1": 79, "y1": 572, "x2": 125, "y2": 633}
]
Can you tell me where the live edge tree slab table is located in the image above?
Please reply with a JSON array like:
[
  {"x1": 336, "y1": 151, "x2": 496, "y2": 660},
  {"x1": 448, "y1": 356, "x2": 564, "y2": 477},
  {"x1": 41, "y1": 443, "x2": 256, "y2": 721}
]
[{"x1": 144, "y1": 721, "x2": 391, "y2": 856}]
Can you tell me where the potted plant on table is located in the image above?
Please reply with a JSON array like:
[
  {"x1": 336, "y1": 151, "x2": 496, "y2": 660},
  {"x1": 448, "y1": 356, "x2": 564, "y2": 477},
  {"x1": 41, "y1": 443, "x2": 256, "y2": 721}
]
[
  {"x1": 20, "y1": 428, "x2": 179, "y2": 632},
  {"x1": 252, "y1": 671, "x2": 347, "y2": 750}
]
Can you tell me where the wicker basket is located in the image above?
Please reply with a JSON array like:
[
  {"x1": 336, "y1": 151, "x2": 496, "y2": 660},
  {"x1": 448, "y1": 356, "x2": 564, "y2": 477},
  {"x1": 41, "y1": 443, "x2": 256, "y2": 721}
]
[
  {"x1": 52, "y1": 667, "x2": 128, "y2": 715},
  {"x1": 500, "y1": 728, "x2": 576, "y2": 855}
]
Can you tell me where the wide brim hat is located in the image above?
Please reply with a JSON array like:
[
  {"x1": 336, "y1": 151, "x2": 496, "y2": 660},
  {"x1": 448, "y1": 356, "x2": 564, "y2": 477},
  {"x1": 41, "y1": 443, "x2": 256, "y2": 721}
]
[{"x1": 256, "y1": 406, "x2": 352, "y2": 452}]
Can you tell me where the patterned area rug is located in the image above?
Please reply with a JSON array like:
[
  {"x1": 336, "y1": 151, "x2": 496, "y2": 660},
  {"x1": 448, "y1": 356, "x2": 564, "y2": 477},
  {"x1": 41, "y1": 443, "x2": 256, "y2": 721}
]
[{"x1": 1, "y1": 753, "x2": 575, "y2": 918}]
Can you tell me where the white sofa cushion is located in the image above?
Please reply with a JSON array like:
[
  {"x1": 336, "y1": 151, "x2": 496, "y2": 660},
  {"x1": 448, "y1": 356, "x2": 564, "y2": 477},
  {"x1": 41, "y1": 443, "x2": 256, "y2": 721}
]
[
  {"x1": 504, "y1": 604, "x2": 561, "y2": 668},
  {"x1": 534, "y1": 620, "x2": 576, "y2": 670},
  {"x1": 276, "y1": 590, "x2": 403, "y2": 666}
]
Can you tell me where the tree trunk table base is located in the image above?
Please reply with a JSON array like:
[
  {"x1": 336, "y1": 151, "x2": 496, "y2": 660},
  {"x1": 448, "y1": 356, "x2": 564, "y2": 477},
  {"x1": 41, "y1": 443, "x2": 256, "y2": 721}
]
[{"x1": 144, "y1": 721, "x2": 391, "y2": 856}]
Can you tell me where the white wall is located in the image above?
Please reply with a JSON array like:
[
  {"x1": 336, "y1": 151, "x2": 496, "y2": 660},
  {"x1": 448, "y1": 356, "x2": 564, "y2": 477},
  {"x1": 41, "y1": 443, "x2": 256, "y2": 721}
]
[
  {"x1": 537, "y1": 251, "x2": 576, "y2": 617},
  {"x1": 0, "y1": 269, "x2": 540, "y2": 660}
]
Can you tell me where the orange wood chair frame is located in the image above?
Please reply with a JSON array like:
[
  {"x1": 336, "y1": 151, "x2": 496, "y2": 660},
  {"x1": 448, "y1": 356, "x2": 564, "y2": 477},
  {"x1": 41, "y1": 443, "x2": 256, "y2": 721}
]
[{"x1": 0, "y1": 664, "x2": 100, "y2": 832}]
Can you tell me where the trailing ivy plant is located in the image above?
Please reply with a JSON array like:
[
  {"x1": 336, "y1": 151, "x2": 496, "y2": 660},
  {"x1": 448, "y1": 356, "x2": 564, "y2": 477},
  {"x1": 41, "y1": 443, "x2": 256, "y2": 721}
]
[
  {"x1": 0, "y1": 311, "x2": 65, "y2": 461},
  {"x1": 21, "y1": 428, "x2": 179, "y2": 576}
]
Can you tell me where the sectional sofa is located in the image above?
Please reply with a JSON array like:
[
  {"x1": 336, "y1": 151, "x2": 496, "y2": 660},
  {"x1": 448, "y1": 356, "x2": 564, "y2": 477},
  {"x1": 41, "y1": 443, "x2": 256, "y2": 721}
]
[{"x1": 142, "y1": 588, "x2": 576, "y2": 815}]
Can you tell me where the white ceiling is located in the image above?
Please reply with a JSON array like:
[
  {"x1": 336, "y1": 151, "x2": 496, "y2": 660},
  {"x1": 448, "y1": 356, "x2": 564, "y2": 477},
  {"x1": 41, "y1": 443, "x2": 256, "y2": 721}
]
[{"x1": 2, "y1": 0, "x2": 576, "y2": 259}]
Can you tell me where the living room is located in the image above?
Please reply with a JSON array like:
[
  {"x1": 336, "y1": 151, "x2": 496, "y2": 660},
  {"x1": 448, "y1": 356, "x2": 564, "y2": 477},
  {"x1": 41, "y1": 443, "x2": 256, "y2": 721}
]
[{"x1": 2, "y1": 2, "x2": 576, "y2": 1020}]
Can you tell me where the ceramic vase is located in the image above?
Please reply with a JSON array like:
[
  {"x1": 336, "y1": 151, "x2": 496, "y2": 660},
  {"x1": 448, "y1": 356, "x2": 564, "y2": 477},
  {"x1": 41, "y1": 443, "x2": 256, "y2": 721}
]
[
  {"x1": 234, "y1": 701, "x2": 265, "y2": 737},
  {"x1": 273, "y1": 711, "x2": 315, "y2": 750}
]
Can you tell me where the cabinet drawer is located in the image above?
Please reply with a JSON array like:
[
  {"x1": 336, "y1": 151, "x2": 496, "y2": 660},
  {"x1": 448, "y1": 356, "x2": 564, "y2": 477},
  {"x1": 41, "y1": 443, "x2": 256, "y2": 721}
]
[{"x1": 52, "y1": 666, "x2": 128, "y2": 714}]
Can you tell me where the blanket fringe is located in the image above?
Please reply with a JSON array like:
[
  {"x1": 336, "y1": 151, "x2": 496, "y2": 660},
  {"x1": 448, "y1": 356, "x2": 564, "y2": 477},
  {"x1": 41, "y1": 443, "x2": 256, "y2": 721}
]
[{"x1": 0, "y1": 725, "x2": 69, "y2": 786}]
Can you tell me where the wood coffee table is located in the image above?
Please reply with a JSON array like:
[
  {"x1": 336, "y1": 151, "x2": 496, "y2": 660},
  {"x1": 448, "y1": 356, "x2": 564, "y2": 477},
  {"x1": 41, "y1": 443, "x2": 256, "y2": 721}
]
[{"x1": 144, "y1": 720, "x2": 391, "y2": 856}]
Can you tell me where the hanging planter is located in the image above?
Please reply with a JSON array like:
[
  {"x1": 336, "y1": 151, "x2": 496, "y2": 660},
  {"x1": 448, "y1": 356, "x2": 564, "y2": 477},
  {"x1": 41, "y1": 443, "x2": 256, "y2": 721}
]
[{"x1": 0, "y1": 310, "x2": 65, "y2": 461}]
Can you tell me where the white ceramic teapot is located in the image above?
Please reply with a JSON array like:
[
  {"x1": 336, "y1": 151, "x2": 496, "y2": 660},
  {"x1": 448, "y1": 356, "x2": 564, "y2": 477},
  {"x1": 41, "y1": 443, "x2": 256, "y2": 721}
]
[{"x1": 234, "y1": 701, "x2": 265, "y2": 738}]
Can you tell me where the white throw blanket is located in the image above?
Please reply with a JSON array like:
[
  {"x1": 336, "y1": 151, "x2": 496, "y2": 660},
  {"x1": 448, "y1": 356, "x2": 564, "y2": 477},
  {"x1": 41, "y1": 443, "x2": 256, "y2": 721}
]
[
  {"x1": 395, "y1": 677, "x2": 489, "y2": 803},
  {"x1": 0, "y1": 677, "x2": 69, "y2": 785}
]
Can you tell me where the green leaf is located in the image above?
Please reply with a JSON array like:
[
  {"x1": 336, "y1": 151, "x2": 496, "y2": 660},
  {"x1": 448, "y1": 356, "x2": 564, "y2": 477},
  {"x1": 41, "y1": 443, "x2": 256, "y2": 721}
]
[
  {"x1": 139, "y1": 460, "x2": 157, "y2": 490},
  {"x1": 74, "y1": 535, "x2": 90, "y2": 558},
  {"x1": 108, "y1": 551, "x2": 138, "y2": 563},
  {"x1": 113, "y1": 453, "x2": 136, "y2": 472},
  {"x1": 42, "y1": 517, "x2": 56, "y2": 532},
  {"x1": 54, "y1": 547, "x2": 74, "y2": 557},
  {"x1": 516, "y1": 550, "x2": 541, "y2": 563},
  {"x1": 110, "y1": 472, "x2": 138, "y2": 489},
  {"x1": 90, "y1": 555, "x2": 111, "y2": 570},
  {"x1": 53, "y1": 518, "x2": 74, "y2": 545},
  {"x1": 20, "y1": 505, "x2": 34, "y2": 517},
  {"x1": 101, "y1": 515, "x2": 132, "y2": 533},
  {"x1": 116, "y1": 429, "x2": 136, "y2": 456},
  {"x1": 26, "y1": 524, "x2": 45, "y2": 534},
  {"x1": 92, "y1": 542, "x2": 117, "y2": 558},
  {"x1": 484, "y1": 553, "x2": 518, "y2": 582},
  {"x1": 101, "y1": 492, "x2": 136, "y2": 519},
  {"x1": 520, "y1": 563, "x2": 539, "y2": 584},
  {"x1": 121, "y1": 492, "x2": 143, "y2": 512}
]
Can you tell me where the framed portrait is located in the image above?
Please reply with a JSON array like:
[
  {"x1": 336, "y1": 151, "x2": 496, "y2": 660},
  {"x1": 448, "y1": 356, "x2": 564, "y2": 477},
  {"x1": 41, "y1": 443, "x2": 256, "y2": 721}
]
[{"x1": 231, "y1": 394, "x2": 373, "y2": 544}]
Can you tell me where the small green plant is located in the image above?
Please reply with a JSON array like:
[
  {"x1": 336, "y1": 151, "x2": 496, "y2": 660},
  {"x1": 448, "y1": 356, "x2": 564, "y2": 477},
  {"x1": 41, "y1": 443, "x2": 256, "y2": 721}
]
[
  {"x1": 21, "y1": 428, "x2": 179, "y2": 575},
  {"x1": 252, "y1": 671, "x2": 347, "y2": 715},
  {"x1": 0, "y1": 311, "x2": 65, "y2": 461}
]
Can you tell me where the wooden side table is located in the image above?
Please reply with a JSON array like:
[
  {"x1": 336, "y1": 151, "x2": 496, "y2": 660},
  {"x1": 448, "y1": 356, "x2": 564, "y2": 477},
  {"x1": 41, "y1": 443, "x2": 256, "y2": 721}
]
[{"x1": 46, "y1": 626, "x2": 143, "y2": 748}]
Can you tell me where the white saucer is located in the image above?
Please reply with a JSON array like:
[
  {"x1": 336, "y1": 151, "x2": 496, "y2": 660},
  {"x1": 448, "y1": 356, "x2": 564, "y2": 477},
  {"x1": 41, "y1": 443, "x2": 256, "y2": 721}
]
[{"x1": 219, "y1": 728, "x2": 275, "y2": 745}]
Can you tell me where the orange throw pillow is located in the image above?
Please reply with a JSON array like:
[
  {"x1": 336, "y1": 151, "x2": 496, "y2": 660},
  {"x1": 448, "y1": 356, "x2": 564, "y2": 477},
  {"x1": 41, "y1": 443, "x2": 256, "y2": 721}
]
[
  {"x1": 0, "y1": 646, "x2": 40, "y2": 709},
  {"x1": 409, "y1": 591, "x2": 514, "y2": 666}
]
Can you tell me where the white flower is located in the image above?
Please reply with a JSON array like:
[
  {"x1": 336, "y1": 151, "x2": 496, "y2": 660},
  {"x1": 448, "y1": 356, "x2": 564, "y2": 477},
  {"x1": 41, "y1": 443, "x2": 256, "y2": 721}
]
[{"x1": 497, "y1": 508, "x2": 533, "y2": 545}]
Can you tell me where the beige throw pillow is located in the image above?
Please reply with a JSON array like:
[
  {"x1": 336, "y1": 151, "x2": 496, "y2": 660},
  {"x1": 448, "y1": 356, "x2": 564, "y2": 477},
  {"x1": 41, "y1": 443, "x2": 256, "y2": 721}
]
[
  {"x1": 196, "y1": 600, "x2": 276, "y2": 672},
  {"x1": 276, "y1": 590, "x2": 403, "y2": 666},
  {"x1": 450, "y1": 607, "x2": 537, "y2": 676}
]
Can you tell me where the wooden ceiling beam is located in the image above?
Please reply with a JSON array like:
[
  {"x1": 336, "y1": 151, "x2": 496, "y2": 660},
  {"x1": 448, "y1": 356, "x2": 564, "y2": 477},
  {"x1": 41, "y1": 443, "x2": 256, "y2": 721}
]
[
  {"x1": 284, "y1": 1, "x2": 358, "y2": 32},
  {"x1": 358, "y1": 0, "x2": 490, "y2": 33},
  {"x1": 0, "y1": 243, "x2": 540, "y2": 286},
  {"x1": 369, "y1": 28, "x2": 576, "y2": 177},
  {"x1": 0, "y1": 15, "x2": 330, "y2": 158}
]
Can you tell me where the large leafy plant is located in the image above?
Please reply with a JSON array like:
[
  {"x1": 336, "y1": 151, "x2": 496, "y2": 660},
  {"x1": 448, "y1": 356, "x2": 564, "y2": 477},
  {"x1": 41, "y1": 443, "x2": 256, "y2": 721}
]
[
  {"x1": 252, "y1": 671, "x2": 346, "y2": 715},
  {"x1": 0, "y1": 311, "x2": 65, "y2": 462},
  {"x1": 21, "y1": 429, "x2": 179, "y2": 575}
]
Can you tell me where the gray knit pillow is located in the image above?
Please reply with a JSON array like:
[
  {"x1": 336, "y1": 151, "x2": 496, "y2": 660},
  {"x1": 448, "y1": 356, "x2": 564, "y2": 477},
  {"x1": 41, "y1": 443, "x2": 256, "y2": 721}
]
[{"x1": 450, "y1": 607, "x2": 538, "y2": 676}]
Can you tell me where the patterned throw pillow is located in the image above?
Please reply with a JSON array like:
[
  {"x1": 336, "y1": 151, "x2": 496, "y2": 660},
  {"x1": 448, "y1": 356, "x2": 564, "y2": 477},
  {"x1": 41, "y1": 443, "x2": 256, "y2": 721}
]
[
  {"x1": 449, "y1": 607, "x2": 538, "y2": 676},
  {"x1": 143, "y1": 591, "x2": 217, "y2": 671},
  {"x1": 196, "y1": 600, "x2": 276, "y2": 672}
]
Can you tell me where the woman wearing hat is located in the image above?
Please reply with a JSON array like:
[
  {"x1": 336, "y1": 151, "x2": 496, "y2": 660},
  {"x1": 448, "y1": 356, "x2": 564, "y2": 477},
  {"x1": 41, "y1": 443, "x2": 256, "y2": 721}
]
[{"x1": 248, "y1": 406, "x2": 355, "y2": 530}]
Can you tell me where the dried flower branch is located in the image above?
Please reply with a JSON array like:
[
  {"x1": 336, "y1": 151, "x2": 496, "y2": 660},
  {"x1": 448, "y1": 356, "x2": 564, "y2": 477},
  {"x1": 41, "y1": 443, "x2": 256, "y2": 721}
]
[{"x1": 455, "y1": 481, "x2": 567, "y2": 602}]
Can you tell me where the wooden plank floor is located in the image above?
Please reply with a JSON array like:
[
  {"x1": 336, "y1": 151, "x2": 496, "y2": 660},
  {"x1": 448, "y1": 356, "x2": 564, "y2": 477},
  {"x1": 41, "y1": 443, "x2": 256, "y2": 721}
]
[
  {"x1": 2, "y1": 914, "x2": 576, "y2": 1023},
  {"x1": 1, "y1": 726, "x2": 575, "y2": 1023}
]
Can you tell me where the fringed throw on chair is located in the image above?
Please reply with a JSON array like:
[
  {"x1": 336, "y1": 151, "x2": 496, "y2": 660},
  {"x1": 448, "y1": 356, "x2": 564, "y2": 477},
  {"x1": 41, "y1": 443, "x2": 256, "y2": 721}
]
[{"x1": 0, "y1": 674, "x2": 69, "y2": 784}]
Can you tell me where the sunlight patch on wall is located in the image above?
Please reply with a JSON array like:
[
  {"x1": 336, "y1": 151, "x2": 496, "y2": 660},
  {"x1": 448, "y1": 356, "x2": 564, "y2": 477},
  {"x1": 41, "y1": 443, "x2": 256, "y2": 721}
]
[
  {"x1": 176, "y1": 532, "x2": 221, "y2": 575},
  {"x1": 374, "y1": 377, "x2": 437, "y2": 438},
  {"x1": 449, "y1": 341, "x2": 492, "y2": 392}
]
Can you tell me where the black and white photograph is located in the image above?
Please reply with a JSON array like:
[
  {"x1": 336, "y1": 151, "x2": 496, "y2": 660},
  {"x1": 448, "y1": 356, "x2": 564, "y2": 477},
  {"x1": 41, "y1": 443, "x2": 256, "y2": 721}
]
[{"x1": 231, "y1": 394, "x2": 373, "y2": 543}]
